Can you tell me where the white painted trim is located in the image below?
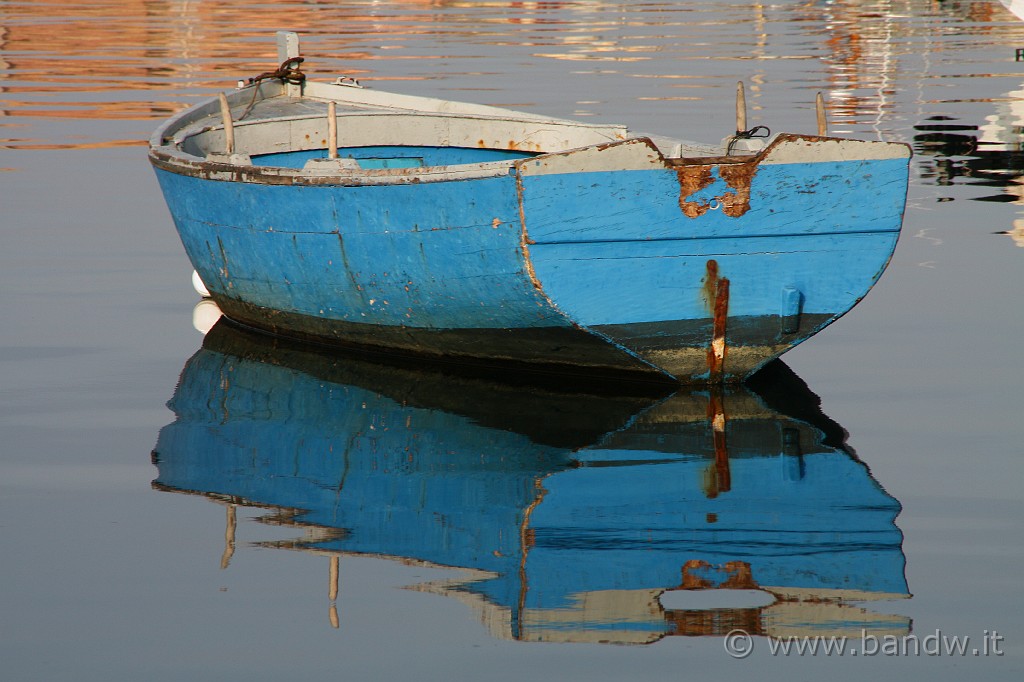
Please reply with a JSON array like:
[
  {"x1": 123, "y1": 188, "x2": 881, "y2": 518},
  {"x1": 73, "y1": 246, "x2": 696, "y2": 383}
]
[
  {"x1": 516, "y1": 138, "x2": 664, "y2": 176},
  {"x1": 760, "y1": 136, "x2": 911, "y2": 165}
]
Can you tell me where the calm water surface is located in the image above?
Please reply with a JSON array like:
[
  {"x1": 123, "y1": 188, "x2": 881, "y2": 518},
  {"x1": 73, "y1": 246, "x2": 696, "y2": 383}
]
[{"x1": 1, "y1": 1, "x2": 1023, "y2": 680}]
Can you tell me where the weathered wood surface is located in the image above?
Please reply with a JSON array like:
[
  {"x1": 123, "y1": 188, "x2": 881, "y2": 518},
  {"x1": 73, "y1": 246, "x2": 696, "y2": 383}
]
[{"x1": 150, "y1": 36, "x2": 910, "y2": 383}]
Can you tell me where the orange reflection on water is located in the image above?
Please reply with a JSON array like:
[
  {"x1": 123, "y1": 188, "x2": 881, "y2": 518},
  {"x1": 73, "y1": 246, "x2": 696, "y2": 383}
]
[
  {"x1": 3, "y1": 0, "x2": 1024, "y2": 149},
  {"x1": 0, "y1": 0, "x2": 463, "y2": 148}
]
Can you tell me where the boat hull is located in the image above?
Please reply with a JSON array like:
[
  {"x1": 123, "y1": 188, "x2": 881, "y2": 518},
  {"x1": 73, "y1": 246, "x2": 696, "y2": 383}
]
[{"x1": 153, "y1": 133, "x2": 907, "y2": 383}]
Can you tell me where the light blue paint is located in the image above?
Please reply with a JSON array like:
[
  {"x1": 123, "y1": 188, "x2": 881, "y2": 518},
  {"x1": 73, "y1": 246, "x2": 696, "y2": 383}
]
[
  {"x1": 522, "y1": 158, "x2": 906, "y2": 326},
  {"x1": 155, "y1": 168, "x2": 570, "y2": 330},
  {"x1": 154, "y1": 149, "x2": 906, "y2": 379},
  {"x1": 526, "y1": 451, "x2": 907, "y2": 607},
  {"x1": 156, "y1": 155, "x2": 904, "y2": 330},
  {"x1": 520, "y1": 157, "x2": 909, "y2": 242},
  {"x1": 528, "y1": 232, "x2": 899, "y2": 325},
  {"x1": 252, "y1": 145, "x2": 537, "y2": 169},
  {"x1": 353, "y1": 157, "x2": 425, "y2": 169},
  {"x1": 781, "y1": 285, "x2": 803, "y2": 334},
  {"x1": 781, "y1": 285, "x2": 803, "y2": 317}
]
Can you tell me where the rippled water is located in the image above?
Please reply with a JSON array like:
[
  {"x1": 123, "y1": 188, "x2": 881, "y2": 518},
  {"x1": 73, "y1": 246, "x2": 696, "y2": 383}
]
[{"x1": 2, "y1": 1, "x2": 1023, "y2": 680}]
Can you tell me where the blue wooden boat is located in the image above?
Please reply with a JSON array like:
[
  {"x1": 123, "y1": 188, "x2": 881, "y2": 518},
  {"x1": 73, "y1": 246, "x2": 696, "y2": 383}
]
[
  {"x1": 149, "y1": 32, "x2": 911, "y2": 384},
  {"x1": 152, "y1": 321, "x2": 909, "y2": 644}
]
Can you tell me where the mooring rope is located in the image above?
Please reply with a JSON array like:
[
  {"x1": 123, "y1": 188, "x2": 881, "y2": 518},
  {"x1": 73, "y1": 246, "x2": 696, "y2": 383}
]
[
  {"x1": 726, "y1": 125, "x2": 770, "y2": 155},
  {"x1": 248, "y1": 56, "x2": 306, "y2": 86},
  {"x1": 237, "y1": 56, "x2": 306, "y2": 121}
]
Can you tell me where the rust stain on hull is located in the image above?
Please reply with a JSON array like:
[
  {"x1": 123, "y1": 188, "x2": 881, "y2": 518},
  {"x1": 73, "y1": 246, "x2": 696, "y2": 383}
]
[
  {"x1": 676, "y1": 158, "x2": 759, "y2": 218},
  {"x1": 709, "y1": 277, "x2": 729, "y2": 378},
  {"x1": 717, "y1": 161, "x2": 758, "y2": 217},
  {"x1": 676, "y1": 166, "x2": 715, "y2": 217},
  {"x1": 702, "y1": 260, "x2": 729, "y2": 382},
  {"x1": 701, "y1": 259, "x2": 719, "y2": 310}
]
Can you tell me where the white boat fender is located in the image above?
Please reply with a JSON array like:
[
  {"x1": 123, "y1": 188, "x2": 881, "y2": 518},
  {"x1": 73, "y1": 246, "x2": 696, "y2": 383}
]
[
  {"x1": 192, "y1": 299, "x2": 223, "y2": 335},
  {"x1": 191, "y1": 270, "x2": 211, "y2": 297}
]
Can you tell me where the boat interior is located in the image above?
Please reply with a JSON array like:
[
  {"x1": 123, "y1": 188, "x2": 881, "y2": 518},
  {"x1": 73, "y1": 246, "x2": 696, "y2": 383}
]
[{"x1": 155, "y1": 78, "x2": 728, "y2": 174}]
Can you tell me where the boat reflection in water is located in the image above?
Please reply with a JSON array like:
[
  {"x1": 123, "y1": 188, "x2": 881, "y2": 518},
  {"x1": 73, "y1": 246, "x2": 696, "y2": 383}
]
[{"x1": 152, "y1": 309, "x2": 910, "y2": 645}]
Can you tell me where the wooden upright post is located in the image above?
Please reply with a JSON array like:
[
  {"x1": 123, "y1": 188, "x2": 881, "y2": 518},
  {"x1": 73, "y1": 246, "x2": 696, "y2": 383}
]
[
  {"x1": 735, "y1": 81, "x2": 747, "y2": 134},
  {"x1": 277, "y1": 31, "x2": 302, "y2": 97},
  {"x1": 328, "y1": 102, "x2": 338, "y2": 159},
  {"x1": 816, "y1": 92, "x2": 828, "y2": 137},
  {"x1": 218, "y1": 93, "x2": 235, "y2": 154}
]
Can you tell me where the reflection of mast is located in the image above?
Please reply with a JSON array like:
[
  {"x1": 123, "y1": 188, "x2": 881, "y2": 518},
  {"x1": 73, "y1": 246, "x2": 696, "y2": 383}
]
[
  {"x1": 818, "y1": 0, "x2": 902, "y2": 138},
  {"x1": 170, "y1": 0, "x2": 204, "y2": 90},
  {"x1": 329, "y1": 556, "x2": 339, "y2": 629},
  {"x1": 216, "y1": 496, "x2": 344, "y2": 627},
  {"x1": 220, "y1": 504, "x2": 236, "y2": 569},
  {"x1": 746, "y1": 4, "x2": 768, "y2": 120}
]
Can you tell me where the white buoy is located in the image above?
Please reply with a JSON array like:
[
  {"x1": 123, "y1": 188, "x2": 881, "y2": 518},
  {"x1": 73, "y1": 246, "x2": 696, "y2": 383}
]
[
  {"x1": 191, "y1": 270, "x2": 211, "y2": 297},
  {"x1": 192, "y1": 299, "x2": 223, "y2": 335}
]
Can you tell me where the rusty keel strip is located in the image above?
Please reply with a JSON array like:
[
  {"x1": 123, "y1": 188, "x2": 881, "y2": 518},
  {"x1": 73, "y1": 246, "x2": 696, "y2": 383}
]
[{"x1": 704, "y1": 260, "x2": 730, "y2": 383}]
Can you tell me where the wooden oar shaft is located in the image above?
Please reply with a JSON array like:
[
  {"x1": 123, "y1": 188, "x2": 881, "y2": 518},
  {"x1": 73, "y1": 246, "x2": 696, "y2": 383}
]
[
  {"x1": 218, "y1": 93, "x2": 235, "y2": 154},
  {"x1": 736, "y1": 81, "x2": 747, "y2": 133}
]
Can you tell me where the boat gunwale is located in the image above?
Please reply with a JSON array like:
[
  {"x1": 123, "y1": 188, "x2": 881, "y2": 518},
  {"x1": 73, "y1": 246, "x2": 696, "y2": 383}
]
[
  {"x1": 149, "y1": 132, "x2": 911, "y2": 188},
  {"x1": 149, "y1": 75, "x2": 911, "y2": 188},
  {"x1": 149, "y1": 88, "x2": 641, "y2": 185},
  {"x1": 148, "y1": 148, "x2": 527, "y2": 186},
  {"x1": 150, "y1": 79, "x2": 629, "y2": 158}
]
